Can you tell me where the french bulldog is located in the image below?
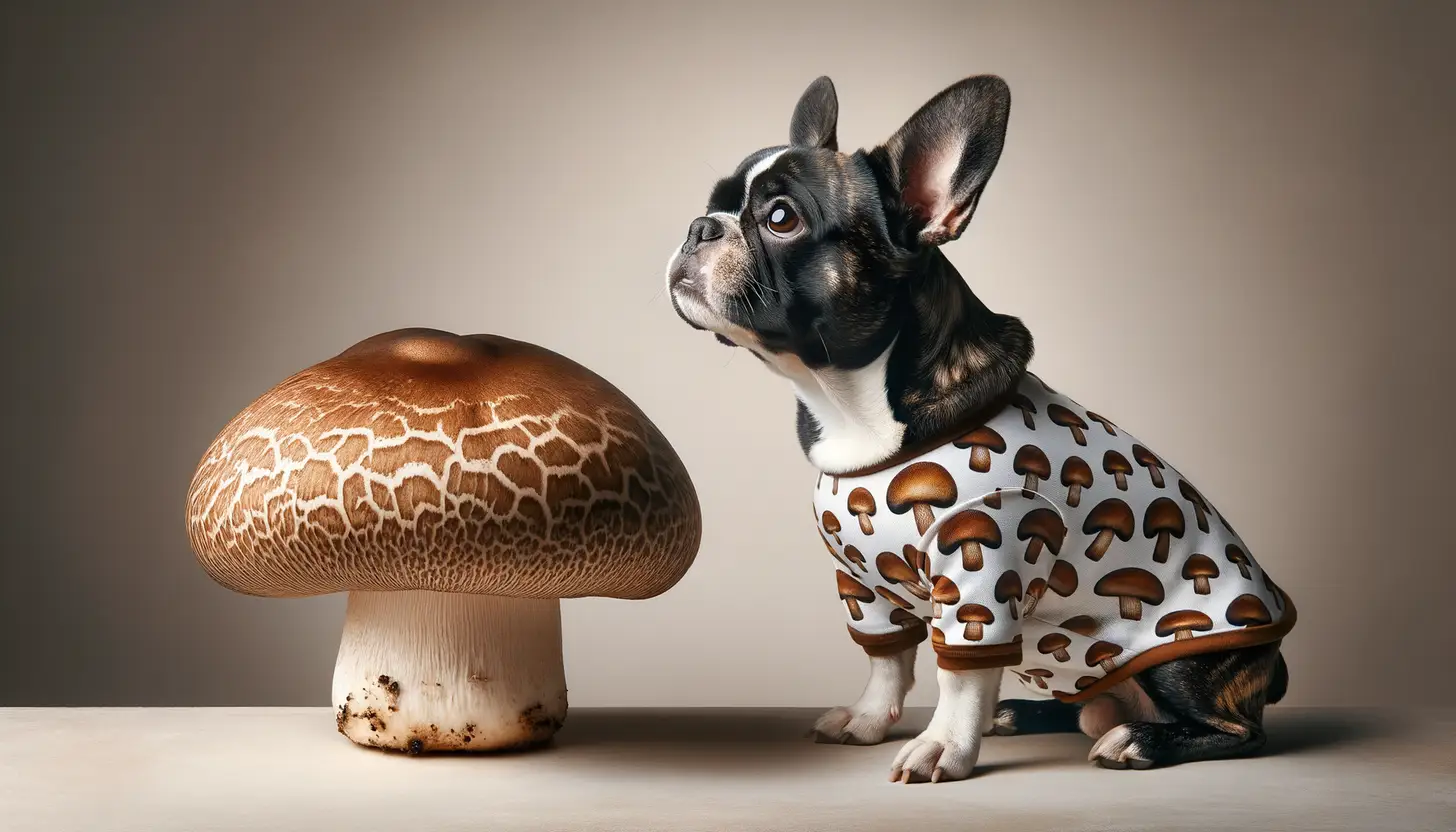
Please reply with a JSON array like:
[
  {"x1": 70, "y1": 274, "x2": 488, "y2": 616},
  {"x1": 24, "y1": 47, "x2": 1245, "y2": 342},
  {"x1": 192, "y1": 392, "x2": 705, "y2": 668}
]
[{"x1": 666, "y1": 75, "x2": 1294, "y2": 782}]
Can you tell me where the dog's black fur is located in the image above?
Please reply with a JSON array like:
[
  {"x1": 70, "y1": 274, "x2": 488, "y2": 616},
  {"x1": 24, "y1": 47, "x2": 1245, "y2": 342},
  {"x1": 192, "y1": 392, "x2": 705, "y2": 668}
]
[{"x1": 668, "y1": 74, "x2": 1288, "y2": 771}]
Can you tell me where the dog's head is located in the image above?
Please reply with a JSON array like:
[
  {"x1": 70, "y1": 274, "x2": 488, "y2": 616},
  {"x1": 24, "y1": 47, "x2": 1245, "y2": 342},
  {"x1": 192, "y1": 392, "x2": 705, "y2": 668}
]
[{"x1": 666, "y1": 75, "x2": 1013, "y2": 372}]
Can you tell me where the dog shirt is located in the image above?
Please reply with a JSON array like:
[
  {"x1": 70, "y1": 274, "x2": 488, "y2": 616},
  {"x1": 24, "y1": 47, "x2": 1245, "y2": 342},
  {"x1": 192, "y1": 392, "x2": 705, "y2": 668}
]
[{"x1": 814, "y1": 372, "x2": 1295, "y2": 702}]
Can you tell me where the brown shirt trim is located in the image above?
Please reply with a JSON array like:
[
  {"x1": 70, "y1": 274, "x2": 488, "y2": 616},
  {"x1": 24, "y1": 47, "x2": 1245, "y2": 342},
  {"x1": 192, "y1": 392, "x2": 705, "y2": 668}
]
[
  {"x1": 847, "y1": 623, "x2": 928, "y2": 656},
  {"x1": 1051, "y1": 589, "x2": 1298, "y2": 703},
  {"x1": 933, "y1": 641, "x2": 1024, "y2": 671}
]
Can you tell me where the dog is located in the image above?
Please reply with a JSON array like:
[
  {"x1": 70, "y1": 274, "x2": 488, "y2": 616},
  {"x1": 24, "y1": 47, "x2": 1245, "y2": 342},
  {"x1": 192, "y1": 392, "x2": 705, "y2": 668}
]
[{"x1": 665, "y1": 75, "x2": 1294, "y2": 783}]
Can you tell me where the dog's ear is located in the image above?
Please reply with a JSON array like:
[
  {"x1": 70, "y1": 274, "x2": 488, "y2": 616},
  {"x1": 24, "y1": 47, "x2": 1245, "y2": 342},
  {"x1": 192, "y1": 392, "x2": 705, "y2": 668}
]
[
  {"x1": 879, "y1": 75, "x2": 1010, "y2": 247},
  {"x1": 790, "y1": 76, "x2": 838, "y2": 151}
]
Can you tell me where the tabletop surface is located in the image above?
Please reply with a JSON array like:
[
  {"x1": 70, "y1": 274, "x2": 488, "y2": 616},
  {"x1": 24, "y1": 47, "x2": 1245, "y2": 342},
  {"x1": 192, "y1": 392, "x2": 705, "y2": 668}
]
[{"x1": 1, "y1": 706, "x2": 1452, "y2": 831}]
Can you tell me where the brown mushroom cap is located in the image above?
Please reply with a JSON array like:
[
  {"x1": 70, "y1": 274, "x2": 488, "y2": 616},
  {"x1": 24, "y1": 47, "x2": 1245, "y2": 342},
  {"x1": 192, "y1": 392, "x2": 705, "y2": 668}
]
[
  {"x1": 1059, "y1": 615, "x2": 1099, "y2": 636},
  {"x1": 1155, "y1": 610, "x2": 1214, "y2": 638},
  {"x1": 1047, "y1": 404, "x2": 1087, "y2": 431},
  {"x1": 1082, "y1": 498, "x2": 1136, "y2": 539},
  {"x1": 888, "y1": 608, "x2": 922, "y2": 629},
  {"x1": 1060, "y1": 456, "x2": 1093, "y2": 488},
  {"x1": 1047, "y1": 560, "x2": 1079, "y2": 597},
  {"x1": 1038, "y1": 633, "x2": 1072, "y2": 655},
  {"x1": 1017, "y1": 507, "x2": 1067, "y2": 555},
  {"x1": 953, "y1": 426, "x2": 1006, "y2": 454},
  {"x1": 846, "y1": 488, "x2": 877, "y2": 518},
  {"x1": 1094, "y1": 568, "x2": 1165, "y2": 605},
  {"x1": 1013, "y1": 445, "x2": 1051, "y2": 480},
  {"x1": 1103, "y1": 450, "x2": 1132, "y2": 476},
  {"x1": 875, "y1": 551, "x2": 922, "y2": 586},
  {"x1": 1144, "y1": 498, "x2": 1186, "y2": 537},
  {"x1": 1084, "y1": 640, "x2": 1124, "y2": 667},
  {"x1": 186, "y1": 329, "x2": 701, "y2": 600},
  {"x1": 936, "y1": 510, "x2": 1001, "y2": 553},
  {"x1": 957, "y1": 603, "x2": 995, "y2": 625},
  {"x1": 1131, "y1": 444, "x2": 1162, "y2": 467},
  {"x1": 821, "y1": 511, "x2": 842, "y2": 535},
  {"x1": 836, "y1": 571, "x2": 875, "y2": 603},
  {"x1": 885, "y1": 462, "x2": 958, "y2": 514},
  {"x1": 994, "y1": 570, "x2": 1023, "y2": 605},
  {"x1": 1226, "y1": 594, "x2": 1273, "y2": 627},
  {"x1": 1182, "y1": 554, "x2": 1219, "y2": 581},
  {"x1": 931, "y1": 576, "x2": 961, "y2": 605}
]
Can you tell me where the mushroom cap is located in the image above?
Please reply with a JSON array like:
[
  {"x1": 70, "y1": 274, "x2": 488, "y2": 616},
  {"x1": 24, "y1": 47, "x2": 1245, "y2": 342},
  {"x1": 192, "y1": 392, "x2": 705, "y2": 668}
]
[
  {"x1": 1085, "y1": 640, "x2": 1124, "y2": 666},
  {"x1": 1025, "y1": 668, "x2": 1053, "y2": 679},
  {"x1": 846, "y1": 487, "x2": 877, "y2": 516},
  {"x1": 1013, "y1": 444, "x2": 1051, "y2": 478},
  {"x1": 1060, "y1": 456, "x2": 1093, "y2": 487},
  {"x1": 1037, "y1": 633, "x2": 1071, "y2": 654},
  {"x1": 1047, "y1": 560, "x2": 1079, "y2": 596},
  {"x1": 1226, "y1": 543, "x2": 1251, "y2": 565},
  {"x1": 885, "y1": 461, "x2": 958, "y2": 512},
  {"x1": 874, "y1": 551, "x2": 921, "y2": 585},
  {"x1": 821, "y1": 510, "x2": 842, "y2": 534},
  {"x1": 1017, "y1": 507, "x2": 1067, "y2": 553},
  {"x1": 836, "y1": 571, "x2": 876, "y2": 602},
  {"x1": 1046, "y1": 403, "x2": 1087, "y2": 430},
  {"x1": 1182, "y1": 553, "x2": 1220, "y2": 579},
  {"x1": 1093, "y1": 568, "x2": 1165, "y2": 604},
  {"x1": 993, "y1": 569, "x2": 1023, "y2": 603},
  {"x1": 953, "y1": 426, "x2": 1006, "y2": 453},
  {"x1": 1059, "y1": 615, "x2": 1098, "y2": 636},
  {"x1": 930, "y1": 575, "x2": 961, "y2": 605},
  {"x1": 1155, "y1": 610, "x2": 1214, "y2": 637},
  {"x1": 1131, "y1": 444, "x2": 1162, "y2": 467},
  {"x1": 889, "y1": 608, "x2": 922, "y2": 628},
  {"x1": 1177, "y1": 479, "x2": 1207, "y2": 506},
  {"x1": 1226, "y1": 594, "x2": 1273, "y2": 627},
  {"x1": 1144, "y1": 497, "x2": 1186, "y2": 535},
  {"x1": 1082, "y1": 498, "x2": 1135, "y2": 539},
  {"x1": 1102, "y1": 450, "x2": 1132, "y2": 474},
  {"x1": 185, "y1": 329, "x2": 701, "y2": 600},
  {"x1": 936, "y1": 509, "x2": 1002, "y2": 553},
  {"x1": 957, "y1": 603, "x2": 995, "y2": 625}
]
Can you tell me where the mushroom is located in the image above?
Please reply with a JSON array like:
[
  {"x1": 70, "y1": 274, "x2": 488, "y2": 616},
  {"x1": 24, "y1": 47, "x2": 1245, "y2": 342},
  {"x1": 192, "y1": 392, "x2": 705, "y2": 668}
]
[
  {"x1": 875, "y1": 551, "x2": 931, "y2": 601},
  {"x1": 1085, "y1": 411, "x2": 1118, "y2": 435},
  {"x1": 953, "y1": 426, "x2": 1007, "y2": 473},
  {"x1": 876, "y1": 586, "x2": 916, "y2": 611},
  {"x1": 930, "y1": 575, "x2": 960, "y2": 617},
  {"x1": 1178, "y1": 479, "x2": 1211, "y2": 533},
  {"x1": 886, "y1": 461, "x2": 958, "y2": 536},
  {"x1": 994, "y1": 570, "x2": 1024, "y2": 620},
  {"x1": 1225, "y1": 544, "x2": 1253, "y2": 579},
  {"x1": 1182, "y1": 553, "x2": 1219, "y2": 595},
  {"x1": 1226, "y1": 594, "x2": 1273, "y2": 627},
  {"x1": 1155, "y1": 610, "x2": 1214, "y2": 641},
  {"x1": 1047, "y1": 560, "x2": 1079, "y2": 598},
  {"x1": 822, "y1": 510, "x2": 843, "y2": 545},
  {"x1": 1024, "y1": 668, "x2": 1054, "y2": 690},
  {"x1": 1075, "y1": 676, "x2": 1100, "y2": 691},
  {"x1": 1017, "y1": 507, "x2": 1067, "y2": 565},
  {"x1": 957, "y1": 604, "x2": 995, "y2": 641},
  {"x1": 1263, "y1": 572, "x2": 1284, "y2": 611},
  {"x1": 837, "y1": 571, "x2": 876, "y2": 620},
  {"x1": 1085, "y1": 640, "x2": 1124, "y2": 672},
  {"x1": 831, "y1": 475, "x2": 840, "y2": 495},
  {"x1": 821, "y1": 533, "x2": 856, "y2": 573},
  {"x1": 1131, "y1": 444, "x2": 1166, "y2": 488},
  {"x1": 1038, "y1": 633, "x2": 1072, "y2": 662},
  {"x1": 847, "y1": 488, "x2": 877, "y2": 535},
  {"x1": 889, "y1": 608, "x2": 923, "y2": 630},
  {"x1": 1082, "y1": 498, "x2": 1135, "y2": 560},
  {"x1": 936, "y1": 509, "x2": 1000, "y2": 571},
  {"x1": 903, "y1": 544, "x2": 930, "y2": 579},
  {"x1": 983, "y1": 490, "x2": 1003, "y2": 510},
  {"x1": 1103, "y1": 450, "x2": 1133, "y2": 491},
  {"x1": 1059, "y1": 615, "x2": 1098, "y2": 636},
  {"x1": 1013, "y1": 444, "x2": 1052, "y2": 497},
  {"x1": 1143, "y1": 497, "x2": 1186, "y2": 563},
  {"x1": 1094, "y1": 567, "x2": 1165, "y2": 621},
  {"x1": 1011, "y1": 393, "x2": 1038, "y2": 429},
  {"x1": 842, "y1": 544, "x2": 868, "y2": 572},
  {"x1": 1047, "y1": 404, "x2": 1089, "y2": 446},
  {"x1": 1060, "y1": 456, "x2": 1093, "y2": 508},
  {"x1": 1023, "y1": 578, "x2": 1048, "y2": 616},
  {"x1": 185, "y1": 329, "x2": 701, "y2": 753}
]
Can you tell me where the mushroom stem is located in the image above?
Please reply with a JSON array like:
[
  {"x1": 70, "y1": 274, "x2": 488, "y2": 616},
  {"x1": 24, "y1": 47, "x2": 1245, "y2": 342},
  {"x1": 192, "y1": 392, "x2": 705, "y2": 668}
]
[
  {"x1": 332, "y1": 590, "x2": 567, "y2": 754},
  {"x1": 962, "y1": 541, "x2": 983, "y2": 572},
  {"x1": 1067, "y1": 485, "x2": 1081, "y2": 508},
  {"x1": 964, "y1": 622, "x2": 983, "y2": 641},
  {"x1": 1153, "y1": 533, "x2": 1170, "y2": 563},
  {"x1": 857, "y1": 514, "x2": 874, "y2": 536},
  {"x1": 1118, "y1": 596, "x2": 1142, "y2": 621},
  {"x1": 1086, "y1": 531, "x2": 1114, "y2": 561},
  {"x1": 969, "y1": 446, "x2": 991, "y2": 472},
  {"x1": 912, "y1": 504, "x2": 935, "y2": 536}
]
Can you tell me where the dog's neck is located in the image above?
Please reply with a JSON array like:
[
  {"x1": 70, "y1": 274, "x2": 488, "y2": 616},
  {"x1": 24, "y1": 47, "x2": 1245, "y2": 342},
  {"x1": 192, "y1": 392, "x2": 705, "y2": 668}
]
[{"x1": 778, "y1": 250, "x2": 1033, "y2": 474}]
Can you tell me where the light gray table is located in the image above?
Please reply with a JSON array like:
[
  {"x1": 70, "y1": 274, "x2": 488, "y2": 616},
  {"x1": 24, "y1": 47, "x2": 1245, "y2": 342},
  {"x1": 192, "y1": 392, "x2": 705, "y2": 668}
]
[{"x1": 1, "y1": 707, "x2": 1451, "y2": 831}]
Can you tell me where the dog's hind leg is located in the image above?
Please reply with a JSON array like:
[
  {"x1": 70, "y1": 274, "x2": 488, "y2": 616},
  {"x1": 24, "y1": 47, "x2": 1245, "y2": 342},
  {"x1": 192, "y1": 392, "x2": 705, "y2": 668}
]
[
  {"x1": 1089, "y1": 641, "x2": 1284, "y2": 769},
  {"x1": 986, "y1": 698, "x2": 1081, "y2": 736}
]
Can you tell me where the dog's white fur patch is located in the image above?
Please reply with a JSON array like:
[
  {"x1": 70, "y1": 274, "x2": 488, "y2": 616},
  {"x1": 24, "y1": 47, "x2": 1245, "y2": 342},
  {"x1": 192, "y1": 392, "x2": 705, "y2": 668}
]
[
  {"x1": 812, "y1": 648, "x2": 915, "y2": 745},
  {"x1": 890, "y1": 666, "x2": 1001, "y2": 783}
]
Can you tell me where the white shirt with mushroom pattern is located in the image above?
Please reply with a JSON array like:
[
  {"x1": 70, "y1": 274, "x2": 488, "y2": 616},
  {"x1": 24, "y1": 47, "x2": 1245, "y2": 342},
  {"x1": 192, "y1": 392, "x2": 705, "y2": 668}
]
[{"x1": 814, "y1": 372, "x2": 1292, "y2": 702}]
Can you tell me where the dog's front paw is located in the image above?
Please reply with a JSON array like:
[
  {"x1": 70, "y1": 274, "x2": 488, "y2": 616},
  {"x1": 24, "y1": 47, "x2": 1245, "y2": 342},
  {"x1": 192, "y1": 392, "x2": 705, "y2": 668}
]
[
  {"x1": 889, "y1": 726, "x2": 981, "y2": 783},
  {"x1": 811, "y1": 703, "x2": 900, "y2": 745},
  {"x1": 1088, "y1": 723, "x2": 1154, "y2": 770}
]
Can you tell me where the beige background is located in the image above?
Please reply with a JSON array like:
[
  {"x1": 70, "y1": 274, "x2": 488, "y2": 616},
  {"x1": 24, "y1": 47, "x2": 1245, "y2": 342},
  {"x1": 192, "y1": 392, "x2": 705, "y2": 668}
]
[{"x1": 1, "y1": 1, "x2": 1452, "y2": 708}]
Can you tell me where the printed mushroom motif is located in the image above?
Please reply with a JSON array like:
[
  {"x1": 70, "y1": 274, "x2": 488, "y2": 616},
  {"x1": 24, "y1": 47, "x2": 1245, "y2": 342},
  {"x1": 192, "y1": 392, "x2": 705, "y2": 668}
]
[
  {"x1": 875, "y1": 551, "x2": 931, "y2": 601},
  {"x1": 842, "y1": 544, "x2": 868, "y2": 572},
  {"x1": 1085, "y1": 640, "x2": 1124, "y2": 672},
  {"x1": 1082, "y1": 498, "x2": 1135, "y2": 561},
  {"x1": 1047, "y1": 560, "x2": 1079, "y2": 598},
  {"x1": 886, "y1": 461, "x2": 958, "y2": 536},
  {"x1": 1143, "y1": 498, "x2": 1186, "y2": 563},
  {"x1": 889, "y1": 608, "x2": 922, "y2": 630},
  {"x1": 953, "y1": 426, "x2": 1007, "y2": 473},
  {"x1": 1086, "y1": 411, "x2": 1117, "y2": 435},
  {"x1": 994, "y1": 570, "x2": 1024, "y2": 620},
  {"x1": 1263, "y1": 572, "x2": 1284, "y2": 611},
  {"x1": 1094, "y1": 567, "x2": 1165, "y2": 621},
  {"x1": 1226, "y1": 544, "x2": 1253, "y2": 579},
  {"x1": 957, "y1": 604, "x2": 995, "y2": 641},
  {"x1": 1059, "y1": 615, "x2": 1098, "y2": 636},
  {"x1": 822, "y1": 510, "x2": 843, "y2": 546},
  {"x1": 1226, "y1": 594, "x2": 1273, "y2": 627},
  {"x1": 1182, "y1": 553, "x2": 1220, "y2": 595},
  {"x1": 930, "y1": 576, "x2": 960, "y2": 618},
  {"x1": 1023, "y1": 578, "x2": 1048, "y2": 616},
  {"x1": 1060, "y1": 456, "x2": 1093, "y2": 508},
  {"x1": 1047, "y1": 403, "x2": 1089, "y2": 446},
  {"x1": 1024, "y1": 668, "x2": 1054, "y2": 690},
  {"x1": 903, "y1": 544, "x2": 930, "y2": 579},
  {"x1": 1178, "y1": 479, "x2": 1212, "y2": 533},
  {"x1": 936, "y1": 509, "x2": 1000, "y2": 572},
  {"x1": 846, "y1": 488, "x2": 877, "y2": 535},
  {"x1": 1103, "y1": 450, "x2": 1133, "y2": 491},
  {"x1": 876, "y1": 586, "x2": 916, "y2": 611},
  {"x1": 836, "y1": 571, "x2": 875, "y2": 620},
  {"x1": 1017, "y1": 507, "x2": 1067, "y2": 565},
  {"x1": 1013, "y1": 444, "x2": 1052, "y2": 497},
  {"x1": 1011, "y1": 393, "x2": 1038, "y2": 429},
  {"x1": 1076, "y1": 676, "x2": 1100, "y2": 691},
  {"x1": 1038, "y1": 633, "x2": 1072, "y2": 663},
  {"x1": 822, "y1": 534, "x2": 856, "y2": 573},
  {"x1": 983, "y1": 490, "x2": 1003, "y2": 510},
  {"x1": 1131, "y1": 444, "x2": 1166, "y2": 488},
  {"x1": 1156, "y1": 610, "x2": 1214, "y2": 641}
]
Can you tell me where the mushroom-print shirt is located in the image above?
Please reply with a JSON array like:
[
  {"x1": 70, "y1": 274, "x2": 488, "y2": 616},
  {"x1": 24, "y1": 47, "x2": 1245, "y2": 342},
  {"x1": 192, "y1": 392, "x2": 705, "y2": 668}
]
[{"x1": 814, "y1": 373, "x2": 1295, "y2": 702}]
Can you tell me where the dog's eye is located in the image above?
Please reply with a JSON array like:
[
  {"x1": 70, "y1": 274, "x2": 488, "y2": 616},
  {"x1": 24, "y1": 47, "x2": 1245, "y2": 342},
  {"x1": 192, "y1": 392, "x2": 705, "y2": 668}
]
[{"x1": 766, "y1": 203, "x2": 801, "y2": 237}]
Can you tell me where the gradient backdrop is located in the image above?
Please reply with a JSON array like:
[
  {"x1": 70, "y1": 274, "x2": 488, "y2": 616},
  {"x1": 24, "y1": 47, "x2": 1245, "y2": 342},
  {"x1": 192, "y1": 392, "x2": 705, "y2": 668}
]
[{"x1": 3, "y1": 1, "x2": 1452, "y2": 708}]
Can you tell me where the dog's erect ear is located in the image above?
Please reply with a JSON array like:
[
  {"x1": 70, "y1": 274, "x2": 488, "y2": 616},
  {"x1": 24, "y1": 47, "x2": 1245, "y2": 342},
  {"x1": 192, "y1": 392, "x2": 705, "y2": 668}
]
[
  {"x1": 790, "y1": 76, "x2": 838, "y2": 151},
  {"x1": 880, "y1": 75, "x2": 1010, "y2": 247}
]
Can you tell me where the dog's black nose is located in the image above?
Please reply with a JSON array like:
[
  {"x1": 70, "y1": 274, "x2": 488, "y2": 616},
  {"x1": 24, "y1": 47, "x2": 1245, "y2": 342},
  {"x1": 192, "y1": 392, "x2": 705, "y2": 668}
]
[{"x1": 681, "y1": 216, "x2": 725, "y2": 255}]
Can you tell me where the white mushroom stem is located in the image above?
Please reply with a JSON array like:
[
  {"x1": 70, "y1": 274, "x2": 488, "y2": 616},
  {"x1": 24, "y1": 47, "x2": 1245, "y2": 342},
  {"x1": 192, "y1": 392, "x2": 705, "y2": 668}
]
[{"x1": 331, "y1": 590, "x2": 566, "y2": 753}]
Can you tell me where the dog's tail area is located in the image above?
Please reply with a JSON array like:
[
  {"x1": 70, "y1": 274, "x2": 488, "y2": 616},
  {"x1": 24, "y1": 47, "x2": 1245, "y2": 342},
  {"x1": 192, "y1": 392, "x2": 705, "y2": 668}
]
[{"x1": 1267, "y1": 651, "x2": 1289, "y2": 705}]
